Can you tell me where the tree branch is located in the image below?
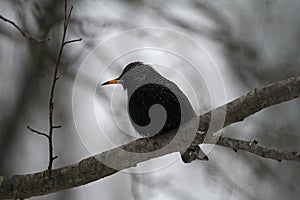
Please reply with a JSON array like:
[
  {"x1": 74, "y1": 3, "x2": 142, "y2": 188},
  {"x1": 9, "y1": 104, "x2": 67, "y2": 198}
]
[
  {"x1": 46, "y1": 0, "x2": 80, "y2": 172},
  {"x1": 46, "y1": 0, "x2": 71, "y2": 171},
  {"x1": 26, "y1": 126, "x2": 49, "y2": 139},
  {"x1": 0, "y1": 75, "x2": 299, "y2": 199},
  {"x1": 201, "y1": 135, "x2": 300, "y2": 162},
  {"x1": 64, "y1": 38, "x2": 83, "y2": 45},
  {"x1": 0, "y1": 15, "x2": 50, "y2": 43},
  {"x1": 198, "y1": 76, "x2": 300, "y2": 133},
  {"x1": 0, "y1": 0, "x2": 82, "y2": 172}
]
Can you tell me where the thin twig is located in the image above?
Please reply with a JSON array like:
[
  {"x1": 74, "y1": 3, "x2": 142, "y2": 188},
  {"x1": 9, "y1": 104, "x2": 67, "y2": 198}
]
[
  {"x1": 1, "y1": 0, "x2": 81, "y2": 172},
  {"x1": 64, "y1": 38, "x2": 82, "y2": 45},
  {"x1": 47, "y1": 0, "x2": 82, "y2": 171},
  {"x1": 201, "y1": 134, "x2": 300, "y2": 162},
  {"x1": 26, "y1": 126, "x2": 49, "y2": 139},
  {"x1": 65, "y1": 6, "x2": 74, "y2": 27},
  {"x1": 0, "y1": 15, "x2": 50, "y2": 43}
]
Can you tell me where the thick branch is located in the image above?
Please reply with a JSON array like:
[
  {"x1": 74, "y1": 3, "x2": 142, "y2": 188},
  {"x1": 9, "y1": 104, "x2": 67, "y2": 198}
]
[
  {"x1": 0, "y1": 75, "x2": 300, "y2": 199},
  {"x1": 198, "y1": 76, "x2": 300, "y2": 133}
]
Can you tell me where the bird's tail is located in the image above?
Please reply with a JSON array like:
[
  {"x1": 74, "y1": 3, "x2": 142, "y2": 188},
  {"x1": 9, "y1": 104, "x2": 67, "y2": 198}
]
[{"x1": 181, "y1": 145, "x2": 209, "y2": 163}]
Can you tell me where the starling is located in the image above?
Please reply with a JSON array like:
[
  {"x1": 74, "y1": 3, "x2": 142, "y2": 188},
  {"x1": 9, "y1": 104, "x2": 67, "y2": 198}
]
[{"x1": 101, "y1": 61, "x2": 208, "y2": 163}]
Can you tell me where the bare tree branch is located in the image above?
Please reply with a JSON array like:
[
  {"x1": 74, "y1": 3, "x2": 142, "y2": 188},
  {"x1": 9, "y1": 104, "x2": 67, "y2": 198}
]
[
  {"x1": 0, "y1": 14, "x2": 50, "y2": 43},
  {"x1": 44, "y1": 0, "x2": 81, "y2": 172},
  {"x1": 0, "y1": 0, "x2": 82, "y2": 172},
  {"x1": 201, "y1": 135, "x2": 300, "y2": 162},
  {"x1": 47, "y1": 0, "x2": 72, "y2": 171},
  {"x1": 0, "y1": 75, "x2": 299, "y2": 199},
  {"x1": 64, "y1": 38, "x2": 83, "y2": 45},
  {"x1": 26, "y1": 126, "x2": 49, "y2": 139},
  {"x1": 198, "y1": 76, "x2": 300, "y2": 133}
]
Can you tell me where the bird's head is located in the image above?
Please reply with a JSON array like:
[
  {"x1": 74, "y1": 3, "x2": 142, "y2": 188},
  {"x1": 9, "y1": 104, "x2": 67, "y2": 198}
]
[{"x1": 101, "y1": 61, "x2": 161, "y2": 91}]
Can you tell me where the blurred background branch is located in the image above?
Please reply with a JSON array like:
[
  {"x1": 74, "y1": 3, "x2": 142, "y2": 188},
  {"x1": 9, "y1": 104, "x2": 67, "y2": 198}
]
[{"x1": 0, "y1": 14, "x2": 50, "y2": 43}]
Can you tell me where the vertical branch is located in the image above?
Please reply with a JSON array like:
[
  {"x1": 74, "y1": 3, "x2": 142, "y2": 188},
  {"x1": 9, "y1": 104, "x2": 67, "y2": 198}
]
[
  {"x1": 47, "y1": 0, "x2": 82, "y2": 171},
  {"x1": 1, "y1": 0, "x2": 82, "y2": 172}
]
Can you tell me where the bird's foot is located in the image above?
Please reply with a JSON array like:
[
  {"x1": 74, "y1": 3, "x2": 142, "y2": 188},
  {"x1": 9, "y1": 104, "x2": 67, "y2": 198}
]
[{"x1": 181, "y1": 145, "x2": 209, "y2": 163}]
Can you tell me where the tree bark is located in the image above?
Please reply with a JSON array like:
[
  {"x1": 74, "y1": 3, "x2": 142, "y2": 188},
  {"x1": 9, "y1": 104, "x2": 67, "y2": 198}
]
[{"x1": 0, "y1": 75, "x2": 300, "y2": 199}]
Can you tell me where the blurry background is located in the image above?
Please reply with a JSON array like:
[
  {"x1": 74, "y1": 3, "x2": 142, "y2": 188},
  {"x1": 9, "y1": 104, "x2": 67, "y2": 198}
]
[{"x1": 0, "y1": 0, "x2": 300, "y2": 199}]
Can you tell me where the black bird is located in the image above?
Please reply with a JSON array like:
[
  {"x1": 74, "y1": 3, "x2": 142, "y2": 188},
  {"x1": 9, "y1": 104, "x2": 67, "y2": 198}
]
[{"x1": 101, "y1": 61, "x2": 208, "y2": 163}]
